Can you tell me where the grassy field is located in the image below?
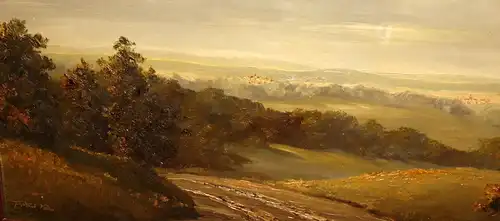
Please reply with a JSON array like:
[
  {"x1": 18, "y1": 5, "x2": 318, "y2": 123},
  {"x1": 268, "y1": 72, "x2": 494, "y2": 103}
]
[
  {"x1": 0, "y1": 139, "x2": 196, "y2": 221},
  {"x1": 173, "y1": 145, "x2": 499, "y2": 220},
  {"x1": 233, "y1": 144, "x2": 439, "y2": 180},
  {"x1": 169, "y1": 144, "x2": 499, "y2": 221},
  {"x1": 262, "y1": 97, "x2": 500, "y2": 151},
  {"x1": 275, "y1": 167, "x2": 500, "y2": 221},
  {"x1": 277, "y1": 168, "x2": 500, "y2": 221}
]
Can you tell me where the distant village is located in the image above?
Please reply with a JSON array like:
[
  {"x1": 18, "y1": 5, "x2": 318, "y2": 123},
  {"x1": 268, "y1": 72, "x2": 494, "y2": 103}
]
[
  {"x1": 245, "y1": 74, "x2": 274, "y2": 85},
  {"x1": 457, "y1": 94, "x2": 492, "y2": 105}
]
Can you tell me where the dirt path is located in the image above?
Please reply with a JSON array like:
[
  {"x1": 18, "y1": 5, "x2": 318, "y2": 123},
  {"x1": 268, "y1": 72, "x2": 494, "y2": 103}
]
[{"x1": 165, "y1": 173, "x2": 388, "y2": 221}]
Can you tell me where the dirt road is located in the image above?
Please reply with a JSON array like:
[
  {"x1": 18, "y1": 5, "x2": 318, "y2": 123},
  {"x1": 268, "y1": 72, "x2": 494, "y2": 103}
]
[{"x1": 165, "y1": 173, "x2": 388, "y2": 221}]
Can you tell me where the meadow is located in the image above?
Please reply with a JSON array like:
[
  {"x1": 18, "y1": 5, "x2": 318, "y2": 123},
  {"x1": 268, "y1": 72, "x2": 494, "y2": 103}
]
[
  {"x1": 179, "y1": 143, "x2": 500, "y2": 220},
  {"x1": 236, "y1": 144, "x2": 439, "y2": 180},
  {"x1": 275, "y1": 167, "x2": 500, "y2": 221}
]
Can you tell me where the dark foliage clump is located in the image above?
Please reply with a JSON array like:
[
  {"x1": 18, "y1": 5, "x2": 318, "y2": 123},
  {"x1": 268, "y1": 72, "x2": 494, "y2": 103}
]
[{"x1": 474, "y1": 184, "x2": 500, "y2": 216}]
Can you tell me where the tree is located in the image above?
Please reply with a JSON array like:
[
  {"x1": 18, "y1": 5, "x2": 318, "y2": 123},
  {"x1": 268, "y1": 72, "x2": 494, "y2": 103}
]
[
  {"x1": 60, "y1": 59, "x2": 109, "y2": 152},
  {"x1": 95, "y1": 36, "x2": 179, "y2": 165},
  {"x1": 474, "y1": 137, "x2": 500, "y2": 168},
  {"x1": 359, "y1": 119, "x2": 385, "y2": 157},
  {"x1": 96, "y1": 36, "x2": 150, "y2": 156},
  {"x1": 477, "y1": 137, "x2": 500, "y2": 160},
  {"x1": 0, "y1": 18, "x2": 59, "y2": 143}
]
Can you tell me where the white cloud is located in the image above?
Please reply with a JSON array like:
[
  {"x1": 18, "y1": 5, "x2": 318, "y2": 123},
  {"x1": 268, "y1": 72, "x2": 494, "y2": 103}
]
[{"x1": 299, "y1": 22, "x2": 495, "y2": 47}]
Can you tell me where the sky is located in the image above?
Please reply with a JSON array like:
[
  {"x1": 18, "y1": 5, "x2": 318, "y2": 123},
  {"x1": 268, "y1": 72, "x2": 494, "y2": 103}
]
[{"x1": 2, "y1": 0, "x2": 500, "y2": 76}]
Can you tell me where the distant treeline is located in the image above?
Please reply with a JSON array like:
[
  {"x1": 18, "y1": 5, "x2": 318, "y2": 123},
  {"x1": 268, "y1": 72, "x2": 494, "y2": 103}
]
[
  {"x1": 1, "y1": 18, "x2": 499, "y2": 171},
  {"x1": 171, "y1": 74, "x2": 475, "y2": 117}
]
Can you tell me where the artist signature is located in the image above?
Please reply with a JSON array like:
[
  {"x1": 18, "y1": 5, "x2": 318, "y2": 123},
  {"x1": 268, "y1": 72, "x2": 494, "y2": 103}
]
[{"x1": 9, "y1": 200, "x2": 54, "y2": 212}]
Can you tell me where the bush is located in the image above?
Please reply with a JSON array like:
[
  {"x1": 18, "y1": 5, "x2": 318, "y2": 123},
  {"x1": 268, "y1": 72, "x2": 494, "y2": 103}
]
[{"x1": 474, "y1": 184, "x2": 500, "y2": 216}]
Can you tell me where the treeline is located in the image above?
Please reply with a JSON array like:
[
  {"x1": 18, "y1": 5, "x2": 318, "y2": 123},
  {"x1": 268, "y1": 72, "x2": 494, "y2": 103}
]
[
  {"x1": 1, "y1": 18, "x2": 498, "y2": 171},
  {"x1": 248, "y1": 109, "x2": 499, "y2": 168}
]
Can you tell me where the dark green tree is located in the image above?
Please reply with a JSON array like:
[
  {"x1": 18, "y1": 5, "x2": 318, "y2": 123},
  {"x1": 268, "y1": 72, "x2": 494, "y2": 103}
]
[
  {"x1": 60, "y1": 59, "x2": 109, "y2": 152},
  {"x1": 96, "y1": 36, "x2": 179, "y2": 165},
  {"x1": 0, "y1": 18, "x2": 59, "y2": 143}
]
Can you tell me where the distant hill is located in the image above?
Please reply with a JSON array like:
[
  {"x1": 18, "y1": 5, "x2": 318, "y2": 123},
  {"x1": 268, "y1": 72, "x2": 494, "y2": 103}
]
[
  {"x1": 170, "y1": 73, "x2": 475, "y2": 117},
  {"x1": 143, "y1": 51, "x2": 314, "y2": 71},
  {"x1": 45, "y1": 46, "x2": 500, "y2": 93},
  {"x1": 46, "y1": 51, "x2": 500, "y2": 118},
  {"x1": 46, "y1": 45, "x2": 314, "y2": 71}
]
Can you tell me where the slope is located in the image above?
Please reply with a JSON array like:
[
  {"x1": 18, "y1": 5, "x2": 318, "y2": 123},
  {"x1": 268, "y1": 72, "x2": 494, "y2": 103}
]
[
  {"x1": 277, "y1": 168, "x2": 500, "y2": 221},
  {"x1": 0, "y1": 139, "x2": 197, "y2": 221}
]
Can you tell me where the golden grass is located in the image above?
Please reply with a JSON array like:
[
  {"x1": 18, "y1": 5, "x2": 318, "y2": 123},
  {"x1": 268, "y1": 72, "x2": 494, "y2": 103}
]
[
  {"x1": 276, "y1": 168, "x2": 500, "y2": 221},
  {"x1": 0, "y1": 139, "x2": 196, "y2": 221},
  {"x1": 236, "y1": 144, "x2": 438, "y2": 180}
]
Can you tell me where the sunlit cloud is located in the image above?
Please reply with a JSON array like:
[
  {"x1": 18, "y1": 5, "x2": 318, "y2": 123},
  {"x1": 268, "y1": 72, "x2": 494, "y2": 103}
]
[{"x1": 299, "y1": 22, "x2": 491, "y2": 46}]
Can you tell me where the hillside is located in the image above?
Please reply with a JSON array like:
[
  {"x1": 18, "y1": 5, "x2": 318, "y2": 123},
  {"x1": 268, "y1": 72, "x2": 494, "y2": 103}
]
[
  {"x1": 276, "y1": 168, "x2": 500, "y2": 221},
  {"x1": 169, "y1": 73, "x2": 477, "y2": 116},
  {"x1": 235, "y1": 144, "x2": 439, "y2": 180},
  {"x1": 0, "y1": 139, "x2": 197, "y2": 221},
  {"x1": 263, "y1": 97, "x2": 500, "y2": 151},
  {"x1": 167, "y1": 72, "x2": 499, "y2": 151}
]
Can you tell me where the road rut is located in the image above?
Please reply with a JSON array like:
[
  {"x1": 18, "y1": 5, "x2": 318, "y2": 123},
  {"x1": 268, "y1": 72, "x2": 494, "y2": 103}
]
[{"x1": 165, "y1": 173, "x2": 388, "y2": 221}]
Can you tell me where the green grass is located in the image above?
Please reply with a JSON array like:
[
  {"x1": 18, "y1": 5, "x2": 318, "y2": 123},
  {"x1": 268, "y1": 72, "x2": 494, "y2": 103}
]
[
  {"x1": 235, "y1": 144, "x2": 438, "y2": 180},
  {"x1": 0, "y1": 139, "x2": 196, "y2": 221},
  {"x1": 262, "y1": 97, "x2": 500, "y2": 151},
  {"x1": 276, "y1": 168, "x2": 500, "y2": 221}
]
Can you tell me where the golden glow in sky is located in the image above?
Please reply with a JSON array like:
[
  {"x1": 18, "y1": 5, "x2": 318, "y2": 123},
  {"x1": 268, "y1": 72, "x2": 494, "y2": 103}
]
[{"x1": 1, "y1": 0, "x2": 500, "y2": 76}]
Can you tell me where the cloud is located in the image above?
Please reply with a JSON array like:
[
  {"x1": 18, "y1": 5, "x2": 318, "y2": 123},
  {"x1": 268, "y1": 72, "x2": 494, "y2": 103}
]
[
  {"x1": 2, "y1": 0, "x2": 500, "y2": 76},
  {"x1": 5, "y1": 0, "x2": 500, "y2": 31},
  {"x1": 299, "y1": 22, "x2": 500, "y2": 48}
]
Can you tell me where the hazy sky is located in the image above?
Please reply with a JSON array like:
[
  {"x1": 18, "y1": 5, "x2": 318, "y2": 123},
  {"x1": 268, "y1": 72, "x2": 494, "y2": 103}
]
[{"x1": 2, "y1": 0, "x2": 500, "y2": 76}]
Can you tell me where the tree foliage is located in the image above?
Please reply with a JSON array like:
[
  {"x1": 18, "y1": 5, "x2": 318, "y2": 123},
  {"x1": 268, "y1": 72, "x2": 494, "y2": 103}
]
[
  {"x1": 0, "y1": 18, "x2": 59, "y2": 142},
  {"x1": 477, "y1": 137, "x2": 500, "y2": 159},
  {"x1": 60, "y1": 36, "x2": 181, "y2": 166},
  {"x1": 60, "y1": 59, "x2": 108, "y2": 152},
  {"x1": 474, "y1": 184, "x2": 500, "y2": 216}
]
